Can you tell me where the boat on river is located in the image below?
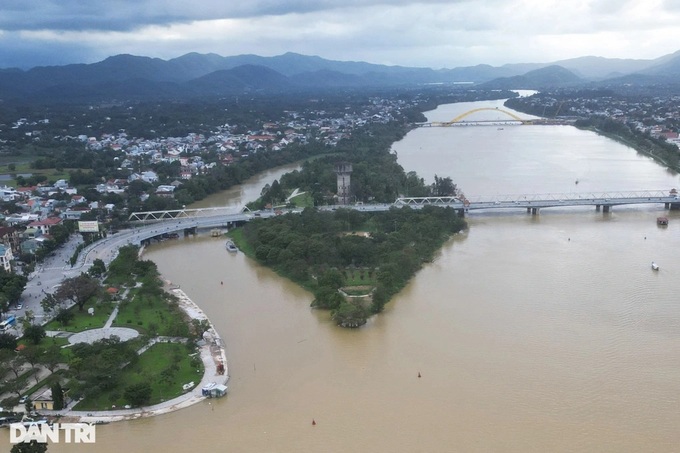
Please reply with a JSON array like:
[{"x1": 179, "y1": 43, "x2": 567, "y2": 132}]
[
  {"x1": 651, "y1": 261, "x2": 659, "y2": 271},
  {"x1": 226, "y1": 240, "x2": 238, "y2": 253}
]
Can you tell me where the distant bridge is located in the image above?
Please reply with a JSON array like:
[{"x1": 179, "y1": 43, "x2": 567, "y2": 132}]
[{"x1": 416, "y1": 107, "x2": 575, "y2": 127}]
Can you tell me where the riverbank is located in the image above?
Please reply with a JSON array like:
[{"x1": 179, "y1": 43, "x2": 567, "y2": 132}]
[
  {"x1": 40, "y1": 286, "x2": 229, "y2": 424},
  {"x1": 588, "y1": 126, "x2": 680, "y2": 173}
]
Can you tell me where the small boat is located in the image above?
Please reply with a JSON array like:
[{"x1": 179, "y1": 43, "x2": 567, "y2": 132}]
[
  {"x1": 651, "y1": 262, "x2": 659, "y2": 271},
  {"x1": 226, "y1": 240, "x2": 238, "y2": 253}
]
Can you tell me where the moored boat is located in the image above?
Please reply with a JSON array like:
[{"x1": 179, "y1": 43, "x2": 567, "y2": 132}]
[{"x1": 226, "y1": 240, "x2": 238, "y2": 253}]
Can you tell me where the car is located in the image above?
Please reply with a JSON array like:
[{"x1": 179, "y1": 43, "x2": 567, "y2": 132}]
[
  {"x1": 18, "y1": 396, "x2": 27, "y2": 404},
  {"x1": 16, "y1": 304, "x2": 23, "y2": 310}
]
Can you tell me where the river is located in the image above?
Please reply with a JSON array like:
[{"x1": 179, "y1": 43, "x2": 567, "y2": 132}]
[{"x1": 9, "y1": 99, "x2": 680, "y2": 452}]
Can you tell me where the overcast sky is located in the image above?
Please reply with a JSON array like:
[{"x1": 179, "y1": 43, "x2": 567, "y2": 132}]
[{"x1": 1, "y1": 0, "x2": 678, "y2": 69}]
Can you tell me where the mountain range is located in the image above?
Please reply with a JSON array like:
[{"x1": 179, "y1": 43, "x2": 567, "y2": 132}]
[{"x1": 2, "y1": 50, "x2": 680, "y2": 102}]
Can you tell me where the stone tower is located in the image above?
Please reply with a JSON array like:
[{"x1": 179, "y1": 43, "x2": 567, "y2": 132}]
[{"x1": 334, "y1": 162, "x2": 353, "y2": 205}]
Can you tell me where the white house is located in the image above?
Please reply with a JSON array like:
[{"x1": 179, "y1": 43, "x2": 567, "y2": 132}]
[{"x1": 0, "y1": 244, "x2": 13, "y2": 272}]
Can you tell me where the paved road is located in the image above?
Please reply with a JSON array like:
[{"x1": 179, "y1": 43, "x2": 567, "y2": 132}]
[{"x1": 5, "y1": 235, "x2": 85, "y2": 335}]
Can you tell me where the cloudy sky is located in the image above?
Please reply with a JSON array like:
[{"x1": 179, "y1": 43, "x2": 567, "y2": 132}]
[{"x1": 1, "y1": 0, "x2": 679, "y2": 69}]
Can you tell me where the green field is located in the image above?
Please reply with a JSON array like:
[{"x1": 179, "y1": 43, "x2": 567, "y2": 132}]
[
  {"x1": 43, "y1": 299, "x2": 115, "y2": 333},
  {"x1": 76, "y1": 342, "x2": 203, "y2": 410},
  {"x1": 112, "y1": 288, "x2": 189, "y2": 337},
  {"x1": 343, "y1": 268, "x2": 377, "y2": 287}
]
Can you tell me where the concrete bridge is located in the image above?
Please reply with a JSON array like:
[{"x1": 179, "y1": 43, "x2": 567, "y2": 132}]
[
  {"x1": 126, "y1": 190, "x2": 680, "y2": 228},
  {"x1": 394, "y1": 190, "x2": 680, "y2": 215},
  {"x1": 70, "y1": 189, "x2": 678, "y2": 270}
]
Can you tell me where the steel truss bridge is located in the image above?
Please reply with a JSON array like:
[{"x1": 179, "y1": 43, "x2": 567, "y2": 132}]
[{"x1": 128, "y1": 190, "x2": 680, "y2": 227}]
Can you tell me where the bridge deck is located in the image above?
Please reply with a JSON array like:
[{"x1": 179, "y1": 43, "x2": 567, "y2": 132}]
[{"x1": 128, "y1": 190, "x2": 679, "y2": 225}]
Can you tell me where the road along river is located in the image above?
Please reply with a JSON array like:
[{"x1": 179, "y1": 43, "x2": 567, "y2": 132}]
[{"x1": 8, "y1": 100, "x2": 680, "y2": 453}]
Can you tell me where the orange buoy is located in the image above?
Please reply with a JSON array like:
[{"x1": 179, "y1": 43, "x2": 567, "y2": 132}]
[{"x1": 312, "y1": 419, "x2": 316, "y2": 426}]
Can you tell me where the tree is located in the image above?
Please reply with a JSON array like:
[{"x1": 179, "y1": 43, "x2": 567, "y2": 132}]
[
  {"x1": 331, "y1": 301, "x2": 368, "y2": 328},
  {"x1": 51, "y1": 382, "x2": 64, "y2": 410},
  {"x1": 21, "y1": 310, "x2": 36, "y2": 330},
  {"x1": 0, "y1": 269, "x2": 28, "y2": 304},
  {"x1": 6, "y1": 355, "x2": 25, "y2": 379},
  {"x1": 54, "y1": 308, "x2": 75, "y2": 326},
  {"x1": 23, "y1": 324, "x2": 46, "y2": 345},
  {"x1": 88, "y1": 258, "x2": 107, "y2": 278},
  {"x1": 0, "y1": 331, "x2": 18, "y2": 350},
  {"x1": 40, "y1": 293, "x2": 63, "y2": 315},
  {"x1": 0, "y1": 292, "x2": 9, "y2": 316},
  {"x1": 311, "y1": 286, "x2": 344, "y2": 310},
  {"x1": 55, "y1": 273, "x2": 101, "y2": 311},
  {"x1": 124, "y1": 382, "x2": 152, "y2": 407},
  {"x1": 41, "y1": 343, "x2": 63, "y2": 373},
  {"x1": 10, "y1": 440, "x2": 48, "y2": 453},
  {"x1": 20, "y1": 345, "x2": 43, "y2": 383}
]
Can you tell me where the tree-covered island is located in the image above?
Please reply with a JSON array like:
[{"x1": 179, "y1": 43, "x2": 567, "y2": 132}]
[{"x1": 232, "y1": 122, "x2": 467, "y2": 327}]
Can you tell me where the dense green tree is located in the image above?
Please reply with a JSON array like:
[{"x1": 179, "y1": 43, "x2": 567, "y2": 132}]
[
  {"x1": 54, "y1": 308, "x2": 75, "y2": 326},
  {"x1": 41, "y1": 344, "x2": 63, "y2": 373},
  {"x1": 0, "y1": 269, "x2": 28, "y2": 304},
  {"x1": 23, "y1": 325, "x2": 46, "y2": 345},
  {"x1": 55, "y1": 273, "x2": 101, "y2": 311},
  {"x1": 124, "y1": 381, "x2": 153, "y2": 407},
  {"x1": 88, "y1": 258, "x2": 107, "y2": 278},
  {"x1": 311, "y1": 287, "x2": 345, "y2": 310},
  {"x1": 332, "y1": 301, "x2": 368, "y2": 328},
  {"x1": 0, "y1": 331, "x2": 18, "y2": 350},
  {"x1": 51, "y1": 382, "x2": 64, "y2": 410}
]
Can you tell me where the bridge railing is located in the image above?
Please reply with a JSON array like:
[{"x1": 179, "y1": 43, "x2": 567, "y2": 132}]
[{"x1": 465, "y1": 190, "x2": 676, "y2": 203}]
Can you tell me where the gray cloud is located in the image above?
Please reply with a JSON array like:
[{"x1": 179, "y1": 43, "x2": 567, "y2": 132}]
[
  {"x1": 0, "y1": 0, "x2": 677, "y2": 70},
  {"x1": 0, "y1": 0, "x2": 469, "y2": 32}
]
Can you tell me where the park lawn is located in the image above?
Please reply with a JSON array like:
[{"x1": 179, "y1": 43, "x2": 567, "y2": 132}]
[
  {"x1": 0, "y1": 162, "x2": 77, "y2": 187},
  {"x1": 343, "y1": 268, "x2": 377, "y2": 287},
  {"x1": 43, "y1": 299, "x2": 115, "y2": 333},
  {"x1": 76, "y1": 342, "x2": 203, "y2": 410},
  {"x1": 112, "y1": 289, "x2": 188, "y2": 336},
  {"x1": 288, "y1": 191, "x2": 313, "y2": 208}
]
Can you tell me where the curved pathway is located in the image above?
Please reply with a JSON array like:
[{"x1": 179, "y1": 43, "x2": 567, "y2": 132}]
[{"x1": 39, "y1": 290, "x2": 228, "y2": 423}]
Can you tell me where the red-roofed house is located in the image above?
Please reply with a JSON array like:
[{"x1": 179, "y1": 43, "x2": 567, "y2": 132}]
[{"x1": 27, "y1": 217, "x2": 63, "y2": 236}]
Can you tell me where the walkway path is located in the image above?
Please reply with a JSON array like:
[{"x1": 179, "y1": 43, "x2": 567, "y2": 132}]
[{"x1": 39, "y1": 289, "x2": 229, "y2": 423}]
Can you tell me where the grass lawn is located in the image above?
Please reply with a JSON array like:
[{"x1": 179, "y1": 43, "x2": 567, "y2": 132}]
[
  {"x1": 112, "y1": 288, "x2": 188, "y2": 336},
  {"x1": 343, "y1": 268, "x2": 377, "y2": 287},
  {"x1": 76, "y1": 342, "x2": 204, "y2": 410},
  {"x1": 43, "y1": 299, "x2": 115, "y2": 333},
  {"x1": 288, "y1": 191, "x2": 313, "y2": 208},
  {"x1": 0, "y1": 161, "x2": 81, "y2": 187}
]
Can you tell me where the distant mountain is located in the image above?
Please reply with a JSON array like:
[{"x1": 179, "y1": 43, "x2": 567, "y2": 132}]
[
  {"x1": 1, "y1": 50, "x2": 680, "y2": 103},
  {"x1": 637, "y1": 50, "x2": 680, "y2": 77},
  {"x1": 186, "y1": 65, "x2": 293, "y2": 94},
  {"x1": 478, "y1": 65, "x2": 583, "y2": 90}
]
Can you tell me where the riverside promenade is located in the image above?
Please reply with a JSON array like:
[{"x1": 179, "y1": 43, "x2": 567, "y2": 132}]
[{"x1": 41, "y1": 288, "x2": 229, "y2": 424}]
